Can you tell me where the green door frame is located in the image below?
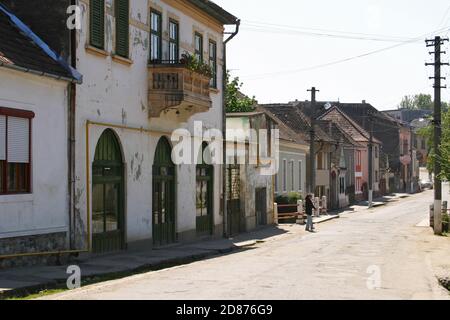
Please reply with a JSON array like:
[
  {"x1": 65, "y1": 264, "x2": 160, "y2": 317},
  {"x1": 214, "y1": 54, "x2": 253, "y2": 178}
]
[
  {"x1": 92, "y1": 129, "x2": 125, "y2": 253},
  {"x1": 196, "y1": 163, "x2": 213, "y2": 235},
  {"x1": 152, "y1": 137, "x2": 176, "y2": 246}
]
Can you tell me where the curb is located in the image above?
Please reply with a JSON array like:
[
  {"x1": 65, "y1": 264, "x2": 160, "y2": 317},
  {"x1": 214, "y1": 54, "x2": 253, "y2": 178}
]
[
  {"x1": 314, "y1": 215, "x2": 340, "y2": 224},
  {"x1": 0, "y1": 242, "x2": 256, "y2": 300}
]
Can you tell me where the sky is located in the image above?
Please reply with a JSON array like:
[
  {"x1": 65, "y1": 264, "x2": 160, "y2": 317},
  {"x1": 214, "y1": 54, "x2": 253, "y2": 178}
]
[{"x1": 214, "y1": 0, "x2": 450, "y2": 110}]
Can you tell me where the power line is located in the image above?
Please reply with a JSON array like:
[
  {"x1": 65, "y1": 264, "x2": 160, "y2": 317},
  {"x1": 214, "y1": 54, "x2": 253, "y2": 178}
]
[
  {"x1": 242, "y1": 22, "x2": 416, "y2": 43},
  {"x1": 239, "y1": 25, "x2": 450, "y2": 80},
  {"x1": 438, "y1": 4, "x2": 450, "y2": 29},
  {"x1": 243, "y1": 20, "x2": 416, "y2": 41}
]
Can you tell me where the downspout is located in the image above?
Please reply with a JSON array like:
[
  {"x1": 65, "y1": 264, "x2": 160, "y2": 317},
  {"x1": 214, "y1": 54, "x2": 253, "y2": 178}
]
[
  {"x1": 222, "y1": 19, "x2": 240, "y2": 238},
  {"x1": 68, "y1": 0, "x2": 77, "y2": 250}
]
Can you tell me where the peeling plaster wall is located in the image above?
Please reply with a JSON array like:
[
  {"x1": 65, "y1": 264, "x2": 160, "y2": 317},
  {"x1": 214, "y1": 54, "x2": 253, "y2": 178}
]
[
  {"x1": 0, "y1": 68, "x2": 69, "y2": 246},
  {"x1": 74, "y1": 0, "x2": 225, "y2": 246},
  {"x1": 241, "y1": 164, "x2": 274, "y2": 230}
]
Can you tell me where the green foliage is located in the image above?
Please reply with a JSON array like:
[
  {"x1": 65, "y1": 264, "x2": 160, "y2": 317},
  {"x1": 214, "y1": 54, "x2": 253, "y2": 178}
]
[
  {"x1": 418, "y1": 109, "x2": 450, "y2": 181},
  {"x1": 275, "y1": 194, "x2": 289, "y2": 205},
  {"x1": 399, "y1": 93, "x2": 449, "y2": 111},
  {"x1": 275, "y1": 192, "x2": 302, "y2": 205},
  {"x1": 180, "y1": 52, "x2": 212, "y2": 77},
  {"x1": 225, "y1": 72, "x2": 257, "y2": 113},
  {"x1": 287, "y1": 191, "x2": 302, "y2": 203}
]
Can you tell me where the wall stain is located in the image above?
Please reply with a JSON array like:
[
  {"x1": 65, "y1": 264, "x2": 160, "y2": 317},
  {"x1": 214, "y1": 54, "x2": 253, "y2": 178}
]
[
  {"x1": 121, "y1": 108, "x2": 127, "y2": 124},
  {"x1": 131, "y1": 152, "x2": 144, "y2": 182}
]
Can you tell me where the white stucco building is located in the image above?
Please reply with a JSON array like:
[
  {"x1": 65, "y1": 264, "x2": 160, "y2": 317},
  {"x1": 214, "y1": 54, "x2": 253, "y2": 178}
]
[
  {"x1": 0, "y1": 3, "x2": 81, "y2": 266},
  {"x1": 1, "y1": 0, "x2": 239, "y2": 258},
  {"x1": 71, "y1": 0, "x2": 239, "y2": 252}
]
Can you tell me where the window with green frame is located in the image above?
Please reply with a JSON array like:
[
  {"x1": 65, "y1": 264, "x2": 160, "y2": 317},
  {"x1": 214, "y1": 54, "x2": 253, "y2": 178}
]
[
  {"x1": 115, "y1": 0, "x2": 129, "y2": 58},
  {"x1": 169, "y1": 19, "x2": 179, "y2": 63},
  {"x1": 150, "y1": 10, "x2": 162, "y2": 62},
  {"x1": 90, "y1": 0, "x2": 105, "y2": 49},
  {"x1": 194, "y1": 33, "x2": 203, "y2": 62},
  {"x1": 209, "y1": 40, "x2": 217, "y2": 88}
]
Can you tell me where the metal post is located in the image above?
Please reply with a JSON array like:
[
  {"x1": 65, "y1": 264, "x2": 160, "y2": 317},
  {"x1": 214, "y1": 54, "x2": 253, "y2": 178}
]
[
  {"x1": 308, "y1": 87, "x2": 319, "y2": 195},
  {"x1": 368, "y1": 113, "x2": 374, "y2": 208}
]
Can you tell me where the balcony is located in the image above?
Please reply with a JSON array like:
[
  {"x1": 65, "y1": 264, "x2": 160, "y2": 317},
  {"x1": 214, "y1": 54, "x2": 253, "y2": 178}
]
[{"x1": 148, "y1": 63, "x2": 212, "y2": 118}]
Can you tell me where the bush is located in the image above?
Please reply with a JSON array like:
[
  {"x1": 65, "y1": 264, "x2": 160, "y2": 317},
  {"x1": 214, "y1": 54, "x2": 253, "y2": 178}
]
[
  {"x1": 275, "y1": 192, "x2": 302, "y2": 205},
  {"x1": 275, "y1": 195, "x2": 289, "y2": 205},
  {"x1": 287, "y1": 192, "x2": 302, "y2": 204}
]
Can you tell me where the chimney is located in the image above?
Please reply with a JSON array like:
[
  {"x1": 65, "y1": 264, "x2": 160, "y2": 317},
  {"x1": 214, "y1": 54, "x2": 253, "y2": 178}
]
[{"x1": 362, "y1": 100, "x2": 366, "y2": 104}]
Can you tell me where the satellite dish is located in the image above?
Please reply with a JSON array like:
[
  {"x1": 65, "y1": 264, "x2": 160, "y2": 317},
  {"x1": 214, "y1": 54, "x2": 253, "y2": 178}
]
[{"x1": 324, "y1": 102, "x2": 332, "y2": 110}]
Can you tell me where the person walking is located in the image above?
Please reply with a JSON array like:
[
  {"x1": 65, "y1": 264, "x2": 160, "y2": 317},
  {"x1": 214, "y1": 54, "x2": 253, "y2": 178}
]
[{"x1": 305, "y1": 194, "x2": 316, "y2": 232}]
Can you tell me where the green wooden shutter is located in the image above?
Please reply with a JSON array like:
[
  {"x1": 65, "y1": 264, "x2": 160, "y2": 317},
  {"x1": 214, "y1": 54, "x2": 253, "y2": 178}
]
[
  {"x1": 115, "y1": 0, "x2": 129, "y2": 58},
  {"x1": 90, "y1": 0, "x2": 105, "y2": 49}
]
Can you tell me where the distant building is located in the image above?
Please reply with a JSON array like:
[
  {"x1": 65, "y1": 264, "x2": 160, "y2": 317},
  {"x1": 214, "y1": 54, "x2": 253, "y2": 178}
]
[
  {"x1": 318, "y1": 106, "x2": 382, "y2": 201},
  {"x1": 382, "y1": 109, "x2": 432, "y2": 124},
  {"x1": 260, "y1": 104, "x2": 336, "y2": 208},
  {"x1": 226, "y1": 112, "x2": 276, "y2": 234}
]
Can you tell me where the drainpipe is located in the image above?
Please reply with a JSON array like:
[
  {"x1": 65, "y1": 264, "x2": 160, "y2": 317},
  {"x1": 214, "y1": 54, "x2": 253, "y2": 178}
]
[
  {"x1": 68, "y1": 0, "x2": 77, "y2": 250},
  {"x1": 222, "y1": 20, "x2": 240, "y2": 238}
]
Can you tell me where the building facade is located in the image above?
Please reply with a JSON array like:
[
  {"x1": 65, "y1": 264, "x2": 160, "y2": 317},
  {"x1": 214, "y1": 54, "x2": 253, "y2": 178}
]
[
  {"x1": 3, "y1": 0, "x2": 239, "y2": 255},
  {"x1": 225, "y1": 112, "x2": 276, "y2": 234},
  {"x1": 0, "y1": 3, "x2": 81, "y2": 266}
]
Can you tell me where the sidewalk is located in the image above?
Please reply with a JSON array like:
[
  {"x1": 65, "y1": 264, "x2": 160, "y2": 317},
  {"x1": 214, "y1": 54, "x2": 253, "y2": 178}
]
[
  {"x1": 0, "y1": 226, "x2": 291, "y2": 299},
  {"x1": 0, "y1": 192, "x2": 415, "y2": 299}
]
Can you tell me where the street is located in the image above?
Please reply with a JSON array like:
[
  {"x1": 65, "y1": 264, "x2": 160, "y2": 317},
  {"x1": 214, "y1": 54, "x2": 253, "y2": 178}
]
[{"x1": 43, "y1": 188, "x2": 450, "y2": 300}]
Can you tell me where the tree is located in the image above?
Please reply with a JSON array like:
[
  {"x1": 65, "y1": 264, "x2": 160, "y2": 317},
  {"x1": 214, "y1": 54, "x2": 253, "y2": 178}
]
[
  {"x1": 225, "y1": 72, "x2": 257, "y2": 113},
  {"x1": 418, "y1": 109, "x2": 450, "y2": 181},
  {"x1": 399, "y1": 95, "x2": 415, "y2": 109},
  {"x1": 414, "y1": 94, "x2": 433, "y2": 110},
  {"x1": 399, "y1": 93, "x2": 449, "y2": 112}
]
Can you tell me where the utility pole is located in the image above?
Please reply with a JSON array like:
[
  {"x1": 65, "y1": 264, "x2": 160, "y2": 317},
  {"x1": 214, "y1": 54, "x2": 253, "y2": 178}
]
[
  {"x1": 368, "y1": 112, "x2": 374, "y2": 208},
  {"x1": 425, "y1": 36, "x2": 449, "y2": 235},
  {"x1": 308, "y1": 87, "x2": 319, "y2": 195},
  {"x1": 410, "y1": 126, "x2": 414, "y2": 194}
]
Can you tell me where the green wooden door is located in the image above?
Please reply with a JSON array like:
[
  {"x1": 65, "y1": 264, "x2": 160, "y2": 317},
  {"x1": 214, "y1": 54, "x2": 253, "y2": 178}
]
[
  {"x1": 92, "y1": 129, "x2": 125, "y2": 253},
  {"x1": 196, "y1": 143, "x2": 213, "y2": 236},
  {"x1": 152, "y1": 137, "x2": 176, "y2": 246}
]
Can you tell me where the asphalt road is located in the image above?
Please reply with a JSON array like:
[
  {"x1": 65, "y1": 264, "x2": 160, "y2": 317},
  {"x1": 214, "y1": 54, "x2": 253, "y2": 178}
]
[{"x1": 45, "y1": 188, "x2": 450, "y2": 300}]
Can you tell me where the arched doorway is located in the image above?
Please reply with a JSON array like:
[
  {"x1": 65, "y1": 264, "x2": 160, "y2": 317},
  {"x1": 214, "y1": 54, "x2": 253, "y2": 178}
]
[
  {"x1": 196, "y1": 143, "x2": 214, "y2": 236},
  {"x1": 152, "y1": 137, "x2": 176, "y2": 246},
  {"x1": 92, "y1": 129, "x2": 125, "y2": 253}
]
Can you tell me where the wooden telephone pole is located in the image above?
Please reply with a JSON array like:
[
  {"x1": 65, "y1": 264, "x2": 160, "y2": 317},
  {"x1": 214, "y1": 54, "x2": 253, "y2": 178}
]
[
  {"x1": 425, "y1": 36, "x2": 449, "y2": 235},
  {"x1": 308, "y1": 87, "x2": 319, "y2": 195},
  {"x1": 368, "y1": 112, "x2": 374, "y2": 208}
]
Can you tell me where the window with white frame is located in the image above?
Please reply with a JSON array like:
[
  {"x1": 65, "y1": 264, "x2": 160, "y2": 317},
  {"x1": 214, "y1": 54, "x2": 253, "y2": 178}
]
[
  {"x1": 0, "y1": 108, "x2": 34, "y2": 194},
  {"x1": 169, "y1": 19, "x2": 179, "y2": 63},
  {"x1": 282, "y1": 159, "x2": 287, "y2": 192},
  {"x1": 150, "y1": 9, "x2": 162, "y2": 62}
]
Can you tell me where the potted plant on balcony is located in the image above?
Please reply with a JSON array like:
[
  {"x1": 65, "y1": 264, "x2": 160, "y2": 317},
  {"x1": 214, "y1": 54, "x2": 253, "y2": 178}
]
[{"x1": 180, "y1": 52, "x2": 213, "y2": 78}]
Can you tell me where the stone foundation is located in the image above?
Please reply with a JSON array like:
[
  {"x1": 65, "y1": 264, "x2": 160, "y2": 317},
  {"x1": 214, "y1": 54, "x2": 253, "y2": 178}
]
[{"x1": 0, "y1": 232, "x2": 68, "y2": 269}]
